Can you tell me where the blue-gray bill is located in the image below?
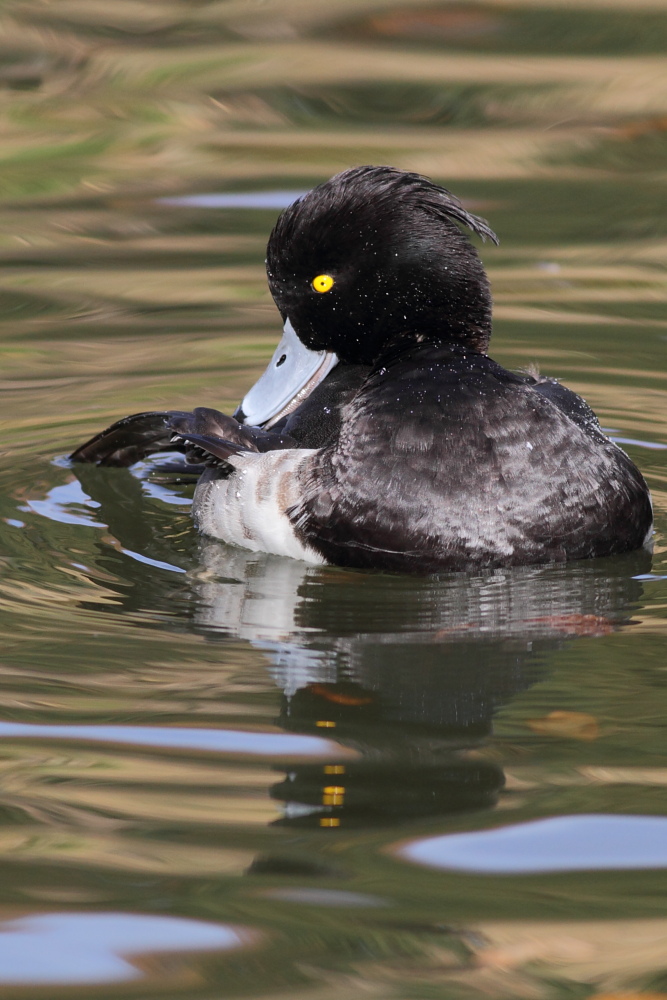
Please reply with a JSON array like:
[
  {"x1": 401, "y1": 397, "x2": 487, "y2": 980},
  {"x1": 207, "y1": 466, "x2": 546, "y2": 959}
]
[{"x1": 233, "y1": 319, "x2": 338, "y2": 429}]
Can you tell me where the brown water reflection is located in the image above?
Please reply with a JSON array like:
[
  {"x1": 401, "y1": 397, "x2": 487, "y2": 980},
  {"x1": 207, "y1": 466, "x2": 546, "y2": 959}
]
[{"x1": 1, "y1": 0, "x2": 667, "y2": 996}]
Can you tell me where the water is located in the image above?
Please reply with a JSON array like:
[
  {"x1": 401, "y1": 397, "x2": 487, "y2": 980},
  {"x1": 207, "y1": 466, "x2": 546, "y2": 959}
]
[{"x1": 1, "y1": 1, "x2": 667, "y2": 995}]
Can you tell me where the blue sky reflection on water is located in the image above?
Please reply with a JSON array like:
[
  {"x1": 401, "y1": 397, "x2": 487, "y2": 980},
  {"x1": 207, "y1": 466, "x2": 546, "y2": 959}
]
[
  {"x1": 0, "y1": 722, "x2": 345, "y2": 758},
  {"x1": 158, "y1": 192, "x2": 307, "y2": 209},
  {"x1": 0, "y1": 913, "x2": 245, "y2": 984},
  {"x1": 400, "y1": 814, "x2": 667, "y2": 874}
]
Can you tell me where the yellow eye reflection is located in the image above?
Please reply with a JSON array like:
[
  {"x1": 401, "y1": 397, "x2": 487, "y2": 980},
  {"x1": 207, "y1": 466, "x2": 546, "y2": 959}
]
[{"x1": 311, "y1": 274, "x2": 335, "y2": 294}]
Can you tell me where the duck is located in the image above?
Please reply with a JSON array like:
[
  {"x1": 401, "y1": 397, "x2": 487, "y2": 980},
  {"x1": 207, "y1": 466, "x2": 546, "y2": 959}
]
[{"x1": 71, "y1": 165, "x2": 653, "y2": 574}]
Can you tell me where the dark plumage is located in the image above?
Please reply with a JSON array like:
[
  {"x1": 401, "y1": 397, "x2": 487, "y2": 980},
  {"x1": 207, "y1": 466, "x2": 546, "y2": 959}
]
[
  {"x1": 71, "y1": 165, "x2": 653, "y2": 573},
  {"x1": 290, "y1": 342, "x2": 650, "y2": 571},
  {"x1": 267, "y1": 165, "x2": 498, "y2": 362}
]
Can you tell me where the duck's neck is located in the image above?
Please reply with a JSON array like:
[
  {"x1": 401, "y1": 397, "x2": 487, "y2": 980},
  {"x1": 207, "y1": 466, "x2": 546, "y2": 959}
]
[
  {"x1": 381, "y1": 270, "x2": 493, "y2": 358},
  {"x1": 379, "y1": 333, "x2": 486, "y2": 367},
  {"x1": 382, "y1": 318, "x2": 491, "y2": 360}
]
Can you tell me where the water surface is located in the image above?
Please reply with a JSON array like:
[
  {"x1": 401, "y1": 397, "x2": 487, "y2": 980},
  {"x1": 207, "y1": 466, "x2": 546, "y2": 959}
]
[{"x1": 1, "y1": 1, "x2": 667, "y2": 996}]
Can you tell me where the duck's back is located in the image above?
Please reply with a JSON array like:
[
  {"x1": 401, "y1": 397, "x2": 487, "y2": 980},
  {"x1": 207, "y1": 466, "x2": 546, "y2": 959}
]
[{"x1": 291, "y1": 347, "x2": 652, "y2": 573}]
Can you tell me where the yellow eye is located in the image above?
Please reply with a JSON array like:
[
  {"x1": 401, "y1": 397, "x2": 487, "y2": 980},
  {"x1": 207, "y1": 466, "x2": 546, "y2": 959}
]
[{"x1": 311, "y1": 274, "x2": 335, "y2": 293}]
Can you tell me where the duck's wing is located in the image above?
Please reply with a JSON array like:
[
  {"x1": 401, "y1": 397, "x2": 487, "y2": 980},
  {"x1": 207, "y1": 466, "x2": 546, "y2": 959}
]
[
  {"x1": 71, "y1": 407, "x2": 297, "y2": 468},
  {"x1": 166, "y1": 409, "x2": 256, "y2": 467},
  {"x1": 285, "y1": 354, "x2": 652, "y2": 573},
  {"x1": 70, "y1": 411, "x2": 192, "y2": 467}
]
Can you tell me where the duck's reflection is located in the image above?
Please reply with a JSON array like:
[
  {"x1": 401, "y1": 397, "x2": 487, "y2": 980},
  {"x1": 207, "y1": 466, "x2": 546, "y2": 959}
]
[
  {"x1": 69, "y1": 462, "x2": 649, "y2": 829},
  {"x1": 193, "y1": 539, "x2": 649, "y2": 828}
]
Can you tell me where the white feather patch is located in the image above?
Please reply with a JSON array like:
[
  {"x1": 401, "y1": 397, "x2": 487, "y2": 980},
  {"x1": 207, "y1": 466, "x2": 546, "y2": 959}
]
[{"x1": 192, "y1": 449, "x2": 326, "y2": 564}]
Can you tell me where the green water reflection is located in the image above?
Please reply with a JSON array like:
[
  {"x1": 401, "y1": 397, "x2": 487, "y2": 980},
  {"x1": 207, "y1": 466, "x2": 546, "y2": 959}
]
[{"x1": 0, "y1": 0, "x2": 667, "y2": 996}]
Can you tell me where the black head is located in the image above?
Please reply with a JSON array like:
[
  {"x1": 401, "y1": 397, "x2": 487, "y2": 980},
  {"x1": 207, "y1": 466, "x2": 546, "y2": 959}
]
[{"x1": 266, "y1": 165, "x2": 498, "y2": 365}]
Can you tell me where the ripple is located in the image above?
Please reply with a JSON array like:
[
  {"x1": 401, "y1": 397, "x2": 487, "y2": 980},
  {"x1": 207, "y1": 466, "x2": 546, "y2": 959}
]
[
  {"x1": 399, "y1": 815, "x2": 667, "y2": 874},
  {"x1": 0, "y1": 912, "x2": 246, "y2": 985},
  {"x1": 119, "y1": 547, "x2": 187, "y2": 573}
]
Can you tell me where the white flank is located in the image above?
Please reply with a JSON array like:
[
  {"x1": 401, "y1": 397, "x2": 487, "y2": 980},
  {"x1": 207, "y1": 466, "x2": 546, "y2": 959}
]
[{"x1": 192, "y1": 449, "x2": 326, "y2": 564}]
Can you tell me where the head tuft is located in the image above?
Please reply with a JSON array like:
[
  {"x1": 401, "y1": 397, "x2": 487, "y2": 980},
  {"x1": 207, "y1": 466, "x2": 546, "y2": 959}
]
[{"x1": 267, "y1": 166, "x2": 498, "y2": 361}]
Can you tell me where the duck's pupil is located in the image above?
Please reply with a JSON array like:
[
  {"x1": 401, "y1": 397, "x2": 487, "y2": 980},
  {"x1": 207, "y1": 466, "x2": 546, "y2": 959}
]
[{"x1": 276, "y1": 354, "x2": 287, "y2": 367}]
